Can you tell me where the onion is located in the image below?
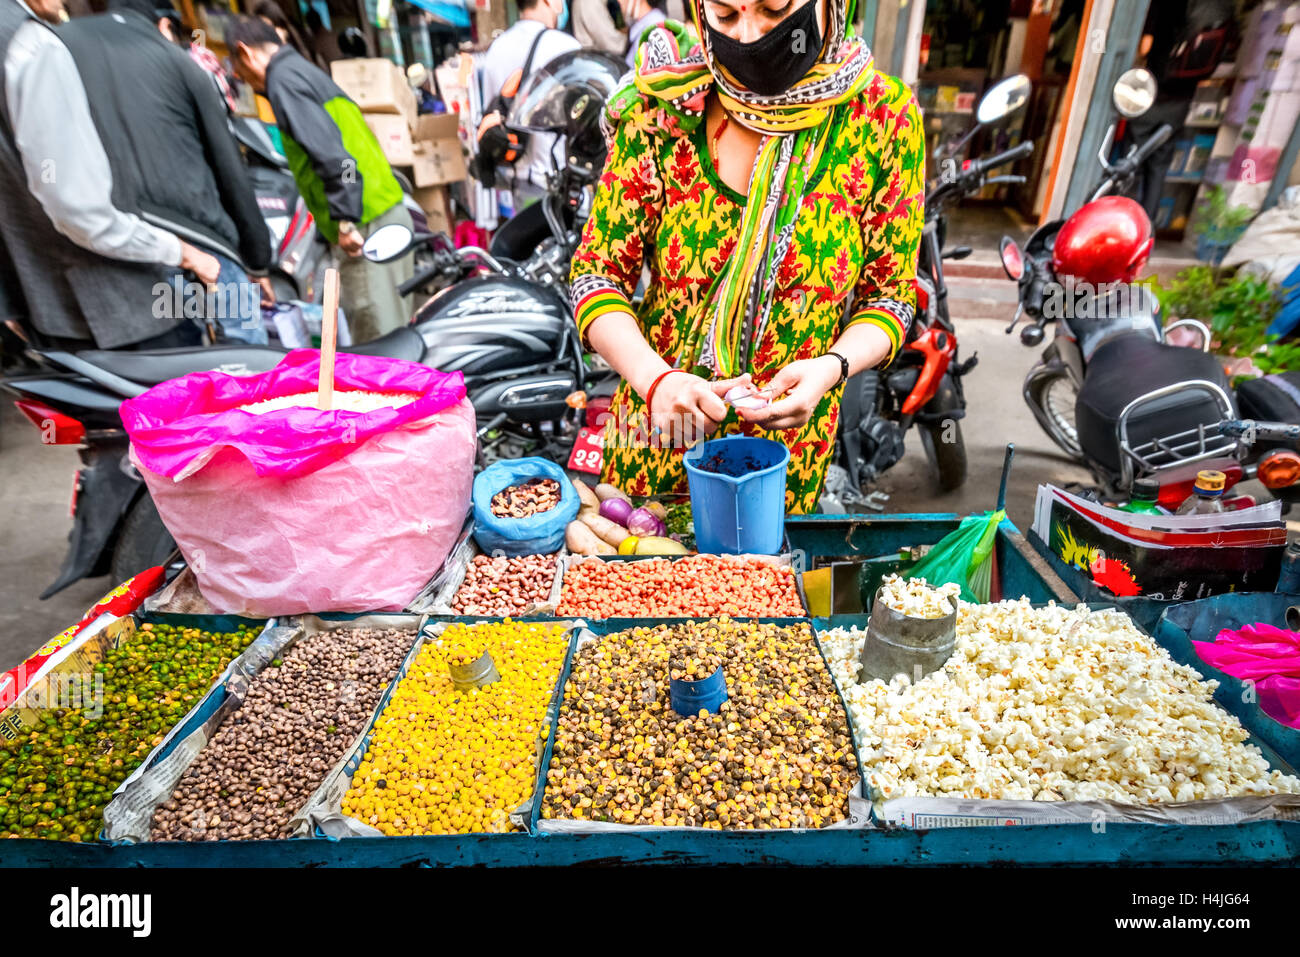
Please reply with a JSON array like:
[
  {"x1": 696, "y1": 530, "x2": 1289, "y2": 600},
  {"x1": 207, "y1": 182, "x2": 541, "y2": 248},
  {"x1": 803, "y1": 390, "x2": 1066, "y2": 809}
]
[
  {"x1": 626, "y1": 506, "x2": 666, "y2": 538},
  {"x1": 598, "y1": 497, "x2": 633, "y2": 526}
]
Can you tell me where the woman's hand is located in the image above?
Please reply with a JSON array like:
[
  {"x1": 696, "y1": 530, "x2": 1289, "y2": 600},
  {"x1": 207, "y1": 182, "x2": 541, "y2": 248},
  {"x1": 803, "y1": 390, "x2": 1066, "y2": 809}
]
[
  {"x1": 647, "y1": 371, "x2": 749, "y2": 448},
  {"x1": 737, "y1": 356, "x2": 843, "y2": 431}
]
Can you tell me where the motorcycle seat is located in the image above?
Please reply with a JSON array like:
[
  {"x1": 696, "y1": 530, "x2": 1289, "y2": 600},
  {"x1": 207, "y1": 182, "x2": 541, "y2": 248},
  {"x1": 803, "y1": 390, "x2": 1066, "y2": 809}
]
[
  {"x1": 339, "y1": 327, "x2": 424, "y2": 362},
  {"x1": 1075, "y1": 334, "x2": 1235, "y2": 474},
  {"x1": 73, "y1": 345, "x2": 286, "y2": 385}
]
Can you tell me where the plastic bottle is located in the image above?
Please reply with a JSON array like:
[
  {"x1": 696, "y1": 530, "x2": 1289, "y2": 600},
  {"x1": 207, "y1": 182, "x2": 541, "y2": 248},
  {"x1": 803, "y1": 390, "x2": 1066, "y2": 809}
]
[
  {"x1": 1277, "y1": 540, "x2": 1300, "y2": 594},
  {"x1": 1119, "y1": 477, "x2": 1163, "y2": 515},
  {"x1": 1175, "y1": 469, "x2": 1226, "y2": 515}
]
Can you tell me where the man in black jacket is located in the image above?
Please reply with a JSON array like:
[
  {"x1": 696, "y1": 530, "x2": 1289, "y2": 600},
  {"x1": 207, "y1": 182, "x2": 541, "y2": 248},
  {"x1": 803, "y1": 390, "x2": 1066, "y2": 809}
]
[
  {"x1": 58, "y1": 0, "x2": 273, "y2": 344},
  {"x1": 1, "y1": 0, "x2": 222, "y2": 349}
]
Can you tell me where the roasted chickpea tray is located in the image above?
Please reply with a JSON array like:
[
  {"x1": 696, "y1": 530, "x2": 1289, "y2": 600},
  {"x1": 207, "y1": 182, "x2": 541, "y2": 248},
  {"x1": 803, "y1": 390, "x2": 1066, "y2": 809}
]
[
  {"x1": 422, "y1": 538, "x2": 565, "y2": 618},
  {"x1": 299, "y1": 619, "x2": 581, "y2": 838},
  {"x1": 815, "y1": 598, "x2": 1300, "y2": 829},
  {"x1": 102, "y1": 615, "x2": 422, "y2": 843},
  {"x1": 535, "y1": 618, "x2": 871, "y2": 833},
  {"x1": 555, "y1": 553, "x2": 811, "y2": 620}
]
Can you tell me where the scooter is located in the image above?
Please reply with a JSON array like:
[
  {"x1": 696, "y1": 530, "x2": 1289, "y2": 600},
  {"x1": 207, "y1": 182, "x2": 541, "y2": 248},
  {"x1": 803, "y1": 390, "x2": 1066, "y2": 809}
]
[
  {"x1": 1001, "y1": 69, "x2": 1300, "y2": 508},
  {"x1": 1, "y1": 228, "x2": 593, "y2": 597},
  {"x1": 827, "y1": 74, "x2": 1036, "y2": 507}
]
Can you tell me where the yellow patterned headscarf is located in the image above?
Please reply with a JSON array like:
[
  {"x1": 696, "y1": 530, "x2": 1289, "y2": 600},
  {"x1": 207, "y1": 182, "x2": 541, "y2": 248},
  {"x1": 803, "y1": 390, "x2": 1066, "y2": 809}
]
[{"x1": 607, "y1": 0, "x2": 876, "y2": 375}]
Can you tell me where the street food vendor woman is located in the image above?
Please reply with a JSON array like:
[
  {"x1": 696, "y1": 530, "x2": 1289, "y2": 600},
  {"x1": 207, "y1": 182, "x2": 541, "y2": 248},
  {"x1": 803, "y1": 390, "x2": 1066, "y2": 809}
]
[{"x1": 569, "y1": 0, "x2": 924, "y2": 513}]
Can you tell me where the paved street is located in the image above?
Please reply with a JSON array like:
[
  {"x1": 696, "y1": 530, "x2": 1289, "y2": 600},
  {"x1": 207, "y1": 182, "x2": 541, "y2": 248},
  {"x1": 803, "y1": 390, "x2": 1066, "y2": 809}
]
[
  {"x1": 0, "y1": 400, "x2": 116, "y2": 670},
  {"x1": 0, "y1": 303, "x2": 1091, "y2": 673}
]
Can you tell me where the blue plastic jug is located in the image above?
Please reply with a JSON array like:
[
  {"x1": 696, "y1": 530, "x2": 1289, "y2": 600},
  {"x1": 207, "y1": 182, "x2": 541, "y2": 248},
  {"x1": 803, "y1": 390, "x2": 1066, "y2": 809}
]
[{"x1": 682, "y1": 436, "x2": 789, "y2": 554}]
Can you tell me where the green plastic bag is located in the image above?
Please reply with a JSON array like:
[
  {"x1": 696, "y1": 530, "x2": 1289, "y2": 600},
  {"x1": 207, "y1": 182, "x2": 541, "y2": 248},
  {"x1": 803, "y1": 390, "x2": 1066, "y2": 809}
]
[{"x1": 906, "y1": 510, "x2": 1005, "y2": 603}]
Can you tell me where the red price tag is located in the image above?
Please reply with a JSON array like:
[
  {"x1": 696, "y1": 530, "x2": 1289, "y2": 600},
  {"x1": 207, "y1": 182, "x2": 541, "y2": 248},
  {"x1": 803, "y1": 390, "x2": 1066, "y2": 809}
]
[{"x1": 567, "y1": 425, "x2": 605, "y2": 475}]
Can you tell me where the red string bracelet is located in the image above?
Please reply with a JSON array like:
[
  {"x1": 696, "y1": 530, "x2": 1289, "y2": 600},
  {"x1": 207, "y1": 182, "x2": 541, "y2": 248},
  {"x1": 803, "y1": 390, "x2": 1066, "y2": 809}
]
[{"x1": 643, "y1": 368, "x2": 682, "y2": 416}]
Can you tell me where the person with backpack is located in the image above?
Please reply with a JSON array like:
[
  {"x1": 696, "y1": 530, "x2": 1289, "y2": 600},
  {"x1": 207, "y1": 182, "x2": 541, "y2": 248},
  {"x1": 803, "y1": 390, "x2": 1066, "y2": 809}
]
[
  {"x1": 472, "y1": 0, "x2": 579, "y2": 202},
  {"x1": 229, "y1": 14, "x2": 413, "y2": 342}
]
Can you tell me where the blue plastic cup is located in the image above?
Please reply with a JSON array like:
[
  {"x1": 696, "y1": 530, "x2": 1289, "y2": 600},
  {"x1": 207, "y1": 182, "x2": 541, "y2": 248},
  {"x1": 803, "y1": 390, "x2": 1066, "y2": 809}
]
[
  {"x1": 683, "y1": 436, "x2": 790, "y2": 554},
  {"x1": 669, "y1": 665, "x2": 728, "y2": 717}
]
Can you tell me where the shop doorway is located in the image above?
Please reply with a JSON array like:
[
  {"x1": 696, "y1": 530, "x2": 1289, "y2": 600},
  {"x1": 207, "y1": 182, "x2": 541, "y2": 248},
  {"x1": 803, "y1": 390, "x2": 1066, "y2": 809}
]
[{"x1": 916, "y1": 0, "x2": 1087, "y2": 250}]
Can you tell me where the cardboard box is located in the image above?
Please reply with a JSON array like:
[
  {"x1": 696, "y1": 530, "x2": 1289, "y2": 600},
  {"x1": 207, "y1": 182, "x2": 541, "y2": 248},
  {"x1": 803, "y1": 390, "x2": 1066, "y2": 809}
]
[
  {"x1": 364, "y1": 112, "x2": 416, "y2": 167},
  {"x1": 411, "y1": 110, "x2": 460, "y2": 142},
  {"x1": 412, "y1": 184, "x2": 451, "y2": 235},
  {"x1": 409, "y1": 138, "x2": 467, "y2": 187},
  {"x1": 400, "y1": 112, "x2": 466, "y2": 187},
  {"x1": 332, "y1": 58, "x2": 416, "y2": 122}
]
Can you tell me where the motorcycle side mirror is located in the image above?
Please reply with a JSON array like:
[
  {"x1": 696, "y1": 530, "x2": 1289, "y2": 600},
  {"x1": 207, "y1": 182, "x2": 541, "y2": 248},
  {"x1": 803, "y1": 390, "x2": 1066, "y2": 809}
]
[
  {"x1": 363, "y1": 223, "x2": 414, "y2": 263},
  {"x1": 976, "y1": 74, "x2": 1032, "y2": 126},
  {"x1": 1113, "y1": 68, "x2": 1157, "y2": 118},
  {"x1": 1000, "y1": 237, "x2": 1025, "y2": 281}
]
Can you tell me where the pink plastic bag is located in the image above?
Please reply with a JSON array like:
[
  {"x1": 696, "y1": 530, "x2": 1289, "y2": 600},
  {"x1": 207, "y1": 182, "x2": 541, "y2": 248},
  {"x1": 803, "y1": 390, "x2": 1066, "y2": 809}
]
[
  {"x1": 1194, "y1": 623, "x2": 1300, "y2": 729},
  {"x1": 121, "y1": 350, "x2": 475, "y2": 616}
]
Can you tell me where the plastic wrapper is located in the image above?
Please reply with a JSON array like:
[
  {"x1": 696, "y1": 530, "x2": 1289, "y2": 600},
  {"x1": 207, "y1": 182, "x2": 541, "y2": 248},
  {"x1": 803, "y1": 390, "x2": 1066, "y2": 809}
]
[
  {"x1": 1194, "y1": 622, "x2": 1300, "y2": 729},
  {"x1": 905, "y1": 510, "x2": 1004, "y2": 603},
  {"x1": 121, "y1": 350, "x2": 475, "y2": 616}
]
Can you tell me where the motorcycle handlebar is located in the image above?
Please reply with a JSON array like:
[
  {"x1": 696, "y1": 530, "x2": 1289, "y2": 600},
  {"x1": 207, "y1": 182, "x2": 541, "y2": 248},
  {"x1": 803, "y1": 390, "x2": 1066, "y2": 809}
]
[
  {"x1": 399, "y1": 264, "x2": 442, "y2": 298},
  {"x1": 1024, "y1": 265, "x2": 1051, "y2": 317},
  {"x1": 395, "y1": 242, "x2": 511, "y2": 298},
  {"x1": 1129, "y1": 123, "x2": 1175, "y2": 169},
  {"x1": 973, "y1": 140, "x2": 1035, "y2": 177}
]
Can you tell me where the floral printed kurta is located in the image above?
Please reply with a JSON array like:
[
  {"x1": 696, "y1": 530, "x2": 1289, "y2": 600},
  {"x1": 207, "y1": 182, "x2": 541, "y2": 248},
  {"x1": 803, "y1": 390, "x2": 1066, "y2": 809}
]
[{"x1": 570, "y1": 71, "x2": 924, "y2": 513}]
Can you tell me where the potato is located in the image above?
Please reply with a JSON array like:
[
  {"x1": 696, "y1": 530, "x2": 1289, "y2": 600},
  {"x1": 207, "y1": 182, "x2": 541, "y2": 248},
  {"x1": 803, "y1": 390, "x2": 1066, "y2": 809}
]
[
  {"x1": 594, "y1": 483, "x2": 632, "y2": 504},
  {"x1": 566, "y1": 521, "x2": 614, "y2": 555},
  {"x1": 580, "y1": 512, "x2": 631, "y2": 548},
  {"x1": 571, "y1": 478, "x2": 600, "y2": 511},
  {"x1": 633, "y1": 536, "x2": 689, "y2": 555}
]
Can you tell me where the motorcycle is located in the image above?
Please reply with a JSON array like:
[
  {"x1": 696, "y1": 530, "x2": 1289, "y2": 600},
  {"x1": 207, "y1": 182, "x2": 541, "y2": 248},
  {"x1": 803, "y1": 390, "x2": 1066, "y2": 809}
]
[
  {"x1": 2, "y1": 247, "x2": 594, "y2": 595},
  {"x1": 1002, "y1": 68, "x2": 1300, "y2": 509},
  {"x1": 829, "y1": 74, "x2": 1036, "y2": 507},
  {"x1": 0, "y1": 54, "x2": 622, "y2": 599}
]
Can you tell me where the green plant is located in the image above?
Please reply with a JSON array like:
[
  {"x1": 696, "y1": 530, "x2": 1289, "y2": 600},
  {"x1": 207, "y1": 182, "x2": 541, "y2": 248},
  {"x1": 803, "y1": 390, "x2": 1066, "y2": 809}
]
[
  {"x1": 1151, "y1": 266, "x2": 1297, "y2": 374},
  {"x1": 1153, "y1": 267, "x2": 1280, "y2": 353},
  {"x1": 1192, "y1": 185, "x2": 1255, "y2": 244},
  {"x1": 1256, "y1": 340, "x2": 1300, "y2": 375}
]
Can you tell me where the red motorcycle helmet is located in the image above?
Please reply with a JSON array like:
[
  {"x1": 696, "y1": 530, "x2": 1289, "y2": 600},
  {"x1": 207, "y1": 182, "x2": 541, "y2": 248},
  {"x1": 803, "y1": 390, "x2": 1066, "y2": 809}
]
[{"x1": 1052, "y1": 196, "x2": 1155, "y2": 285}]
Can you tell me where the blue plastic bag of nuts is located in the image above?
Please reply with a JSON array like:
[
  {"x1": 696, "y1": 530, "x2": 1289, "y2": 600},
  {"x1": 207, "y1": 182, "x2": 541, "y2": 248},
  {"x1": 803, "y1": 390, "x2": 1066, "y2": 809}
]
[{"x1": 472, "y1": 457, "x2": 579, "y2": 556}]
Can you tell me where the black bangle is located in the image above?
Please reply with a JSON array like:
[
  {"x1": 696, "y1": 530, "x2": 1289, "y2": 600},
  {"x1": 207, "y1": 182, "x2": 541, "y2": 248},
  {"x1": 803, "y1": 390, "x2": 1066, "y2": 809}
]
[{"x1": 825, "y1": 350, "x2": 849, "y2": 388}]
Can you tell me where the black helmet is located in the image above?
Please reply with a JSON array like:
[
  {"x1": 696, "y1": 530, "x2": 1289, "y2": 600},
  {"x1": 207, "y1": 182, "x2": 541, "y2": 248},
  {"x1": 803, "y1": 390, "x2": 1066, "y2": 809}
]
[
  {"x1": 507, "y1": 51, "x2": 627, "y2": 178},
  {"x1": 337, "y1": 26, "x2": 369, "y2": 58}
]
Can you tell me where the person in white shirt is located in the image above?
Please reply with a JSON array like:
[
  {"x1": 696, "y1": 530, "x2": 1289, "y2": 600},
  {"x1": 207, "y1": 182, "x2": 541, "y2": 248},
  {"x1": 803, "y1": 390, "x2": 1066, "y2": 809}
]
[
  {"x1": 476, "y1": 0, "x2": 580, "y2": 202},
  {"x1": 621, "y1": 0, "x2": 665, "y2": 67},
  {"x1": 571, "y1": 0, "x2": 624, "y2": 56},
  {"x1": 3, "y1": 0, "x2": 211, "y2": 280}
]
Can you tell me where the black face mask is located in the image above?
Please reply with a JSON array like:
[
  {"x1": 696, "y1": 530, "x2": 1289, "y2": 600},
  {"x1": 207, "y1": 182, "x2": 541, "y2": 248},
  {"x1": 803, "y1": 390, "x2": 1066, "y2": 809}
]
[{"x1": 706, "y1": 1, "x2": 823, "y2": 97}]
